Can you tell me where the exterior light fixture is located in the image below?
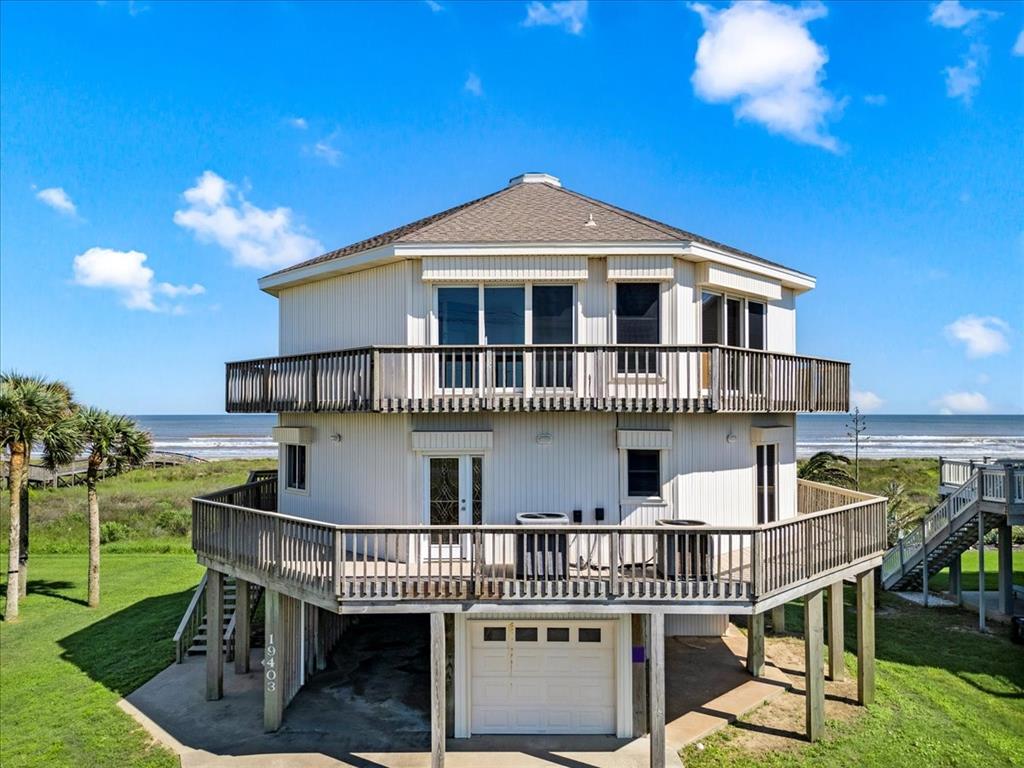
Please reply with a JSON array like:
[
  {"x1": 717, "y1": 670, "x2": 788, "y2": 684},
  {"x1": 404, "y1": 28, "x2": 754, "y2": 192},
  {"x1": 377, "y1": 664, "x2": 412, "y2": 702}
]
[{"x1": 536, "y1": 432, "x2": 553, "y2": 446}]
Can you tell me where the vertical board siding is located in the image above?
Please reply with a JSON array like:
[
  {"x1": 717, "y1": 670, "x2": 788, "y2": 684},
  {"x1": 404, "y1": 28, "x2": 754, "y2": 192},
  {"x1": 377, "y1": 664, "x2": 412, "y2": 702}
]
[
  {"x1": 664, "y1": 614, "x2": 729, "y2": 637},
  {"x1": 278, "y1": 261, "x2": 424, "y2": 354},
  {"x1": 580, "y1": 258, "x2": 610, "y2": 344},
  {"x1": 282, "y1": 412, "x2": 793, "y2": 530},
  {"x1": 420, "y1": 255, "x2": 588, "y2": 282},
  {"x1": 606, "y1": 255, "x2": 676, "y2": 281},
  {"x1": 697, "y1": 263, "x2": 783, "y2": 302},
  {"x1": 767, "y1": 288, "x2": 796, "y2": 354}
]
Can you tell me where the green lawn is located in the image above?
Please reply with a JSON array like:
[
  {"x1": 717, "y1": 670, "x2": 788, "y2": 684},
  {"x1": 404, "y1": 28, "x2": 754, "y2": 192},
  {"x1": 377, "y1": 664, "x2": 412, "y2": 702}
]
[
  {"x1": 1, "y1": 458, "x2": 275, "y2": 554},
  {"x1": 0, "y1": 554, "x2": 202, "y2": 768},
  {"x1": 684, "y1": 589, "x2": 1024, "y2": 767},
  {"x1": 930, "y1": 549, "x2": 1024, "y2": 591}
]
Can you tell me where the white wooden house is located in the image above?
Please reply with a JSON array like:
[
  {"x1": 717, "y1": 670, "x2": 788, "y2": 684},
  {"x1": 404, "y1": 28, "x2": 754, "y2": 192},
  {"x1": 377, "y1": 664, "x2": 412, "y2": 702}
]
[{"x1": 189, "y1": 173, "x2": 887, "y2": 766}]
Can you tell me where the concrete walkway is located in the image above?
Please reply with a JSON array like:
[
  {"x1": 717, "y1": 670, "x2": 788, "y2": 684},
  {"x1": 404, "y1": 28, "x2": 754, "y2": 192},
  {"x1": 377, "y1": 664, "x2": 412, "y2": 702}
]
[{"x1": 120, "y1": 623, "x2": 790, "y2": 768}]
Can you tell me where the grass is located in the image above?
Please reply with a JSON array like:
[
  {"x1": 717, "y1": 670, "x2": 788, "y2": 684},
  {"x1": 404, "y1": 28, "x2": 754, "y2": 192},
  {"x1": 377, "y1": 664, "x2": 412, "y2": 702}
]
[
  {"x1": 1, "y1": 458, "x2": 276, "y2": 554},
  {"x1": 931, "y1": 549, "x2": 1024, "y2": 591},
  {"x1": 0, "y1": 554, "x2": 203, "y2": 768},
  {"x1": 683, "y1": 589, "x2": 1024, "y2": 767}
]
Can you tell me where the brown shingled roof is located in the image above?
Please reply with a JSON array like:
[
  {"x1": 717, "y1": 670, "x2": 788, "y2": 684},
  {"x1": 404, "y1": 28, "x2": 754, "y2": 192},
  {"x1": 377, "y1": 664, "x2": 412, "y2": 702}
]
[{"x1": 265, "y1": 177, "x2": 784, "y2": 278}]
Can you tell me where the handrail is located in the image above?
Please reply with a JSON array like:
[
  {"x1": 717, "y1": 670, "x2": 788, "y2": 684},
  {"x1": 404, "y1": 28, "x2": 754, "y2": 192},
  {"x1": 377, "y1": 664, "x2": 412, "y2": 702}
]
[
  {"x1": 192, "y1": 480, "x2": 886, "y2": 606},
  {"x1": 173, "y1": 572, "x2": 208, "y2": 664}
]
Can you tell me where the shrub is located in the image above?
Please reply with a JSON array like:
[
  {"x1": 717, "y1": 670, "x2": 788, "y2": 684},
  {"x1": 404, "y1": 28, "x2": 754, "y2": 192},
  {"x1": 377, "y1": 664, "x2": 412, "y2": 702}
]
[
  {"x1": 154, "y1": 508, "x2": 191, "y2": 537},
  {"x1": 99, "y1": 521, "x2": 131, "y2": 544}
]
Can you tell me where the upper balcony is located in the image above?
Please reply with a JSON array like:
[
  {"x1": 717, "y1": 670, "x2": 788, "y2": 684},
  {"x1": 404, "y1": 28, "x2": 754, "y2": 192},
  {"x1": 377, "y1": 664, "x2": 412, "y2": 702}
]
[{"x1": 225, "y1": 344, "x2": 849, "y2": 415}]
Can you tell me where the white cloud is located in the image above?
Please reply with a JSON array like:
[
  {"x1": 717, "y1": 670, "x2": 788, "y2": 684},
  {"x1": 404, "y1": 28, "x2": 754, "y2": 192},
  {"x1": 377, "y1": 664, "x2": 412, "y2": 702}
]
[
  {"x1": 523, "y1": 0, "x2": 588, "y2": 35},
  {"x1": 312, "y1": 137, "x2": 342, "y2": 166},
  {"x1": 688, "y1": 1, "x2": 842, "y2": 152},
  {"x1": 36, "y1": 187, "x2": 78, "y2": 217},
  {"x1": 934, "y1": 391, "x2": 990, "y2": 414},
  {"x1": 851, "y1": 390, "x2": 884, "y2": 412},
  {"x1": 287, "y1": 117, "x2": 308, "y2": 130},
  {"x1": 72, "y1": 247, "x2": 204, "y2": 312},
  {"x1": 863, "y1": 93, "x2": 887, "y2": 106},
  {"x1": 944, "y1": 44, "x2": 986, "y2": 104},
  {"x1": 464, "y1": 72, "x2": 483, "y2": 96},
  {"x1": 944, "y1": 314, "x2": 1010, "y2": 358},
  {"x1": 173, "y1": 170, "x2": 323, "y2": 270},
  {"x1": 425, "y1": 0, "x2": 443, "y2": 11},
  {"x1": 1013, "y1": 29, "x2": 1024, "y2": 56},
  {"x1": 928, "y1": 0, "x2": 998, "y2": 30}
]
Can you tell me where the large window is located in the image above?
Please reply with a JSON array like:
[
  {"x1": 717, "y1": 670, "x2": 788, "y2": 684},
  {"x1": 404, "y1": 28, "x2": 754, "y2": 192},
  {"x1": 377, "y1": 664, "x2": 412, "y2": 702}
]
[
  {"x1": 616, "y1": 282, "x2": 660, "y2": 373},
  {"x1": 484, "y1": 286, "x2": 525, "y2": 387},
  {"x1": 756, "y1": 444, "x2": 777, "y2": 524},
  {"x1": 626, "y1": 449, "x2": 661, "y2": 498},
  {"x1": 701, "y1": 291, "x2": 767, "y2": 349},
  {"x1": 533, "y1": 285, "x2": 574, "y2": 388},
  {"x1": 438, "y1": 287, "x2": 479, "y2": 388},
  {"x1": 285, "y1": 443, "x2": 307, "y2": 492}
]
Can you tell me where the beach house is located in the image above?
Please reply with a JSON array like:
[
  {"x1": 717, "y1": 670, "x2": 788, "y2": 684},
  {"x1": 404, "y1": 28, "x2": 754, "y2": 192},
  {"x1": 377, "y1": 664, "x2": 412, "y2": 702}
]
[{"x1": 185, "y1": 173, "x2": 888, "y2": 766}]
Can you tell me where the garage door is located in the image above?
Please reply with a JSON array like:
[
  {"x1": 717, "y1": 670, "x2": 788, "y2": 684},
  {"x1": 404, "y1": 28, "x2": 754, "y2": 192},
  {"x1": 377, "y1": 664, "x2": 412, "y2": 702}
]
[{"x1": 469, "y1": 619, "x2": 616, "y2": 734}]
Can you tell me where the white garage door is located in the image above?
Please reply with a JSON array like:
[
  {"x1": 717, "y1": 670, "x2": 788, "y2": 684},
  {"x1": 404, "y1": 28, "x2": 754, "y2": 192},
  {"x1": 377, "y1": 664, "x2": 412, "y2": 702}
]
[{"x1": 469, "y1": 619, "x2": 616, "y2": 735}]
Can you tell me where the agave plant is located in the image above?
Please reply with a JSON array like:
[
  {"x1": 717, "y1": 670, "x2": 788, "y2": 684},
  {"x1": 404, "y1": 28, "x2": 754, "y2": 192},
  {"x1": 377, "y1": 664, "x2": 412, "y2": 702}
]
[{"x1": 798, "y1": 451, "x2": 856, "y2": 488}]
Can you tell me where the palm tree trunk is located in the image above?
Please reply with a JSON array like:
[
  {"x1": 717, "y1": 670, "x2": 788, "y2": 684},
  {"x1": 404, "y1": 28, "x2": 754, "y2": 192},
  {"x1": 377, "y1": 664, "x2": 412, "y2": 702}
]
[
  {"x1": 5, "y1": 444, "x2": 26, "y2": 620},
  {"x1": 87, "y1": 458, "x2": 101, "y2": 608},
  {"x1": 19, "y1": 483, "x2": 29, "y2": 598}
]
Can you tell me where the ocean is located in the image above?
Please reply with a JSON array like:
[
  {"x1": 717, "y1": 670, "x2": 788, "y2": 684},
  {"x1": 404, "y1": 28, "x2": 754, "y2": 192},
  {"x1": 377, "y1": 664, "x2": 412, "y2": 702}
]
[{"x1": 133, "y1": 413, "x2": 1024, "y2": 462}]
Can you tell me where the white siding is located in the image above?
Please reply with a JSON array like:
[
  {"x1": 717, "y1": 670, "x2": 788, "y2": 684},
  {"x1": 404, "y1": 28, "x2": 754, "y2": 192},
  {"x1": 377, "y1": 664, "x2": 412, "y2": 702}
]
[
  {"x1": 664, "y1": 614, "x2": 729, "y2": 637},
  {"x1": 580, "y1": 258, "x2": 610, "y2": 344},
  {"x1": 421, "y1": 255, "x2": 588, "y2": 282},
  {"x1": 767, "y1": 287, "x2": 796, "y2": 354},
  {"x1": 277, "y1": 261, "x2": 425, "y2": 354},
  {"x1": 697, "y1": 262, "x2": 783, "y2": 301},
  {"x1": 606, "y1": 254, "x2": 675, "y2": 281}
]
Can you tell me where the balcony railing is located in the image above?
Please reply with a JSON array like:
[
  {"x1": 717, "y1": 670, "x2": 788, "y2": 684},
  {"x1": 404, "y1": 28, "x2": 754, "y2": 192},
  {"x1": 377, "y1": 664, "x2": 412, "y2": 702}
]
[
  {"x1": 225, "y1": 344, "x2": 850, "y2": 414},
  {"x1": 192, "y1": 479, "x2": 885, "y2": 609}
]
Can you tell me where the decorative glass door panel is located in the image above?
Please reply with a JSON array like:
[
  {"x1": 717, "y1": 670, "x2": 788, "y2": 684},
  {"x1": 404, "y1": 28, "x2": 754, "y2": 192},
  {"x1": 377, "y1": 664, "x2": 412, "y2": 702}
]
[{"x1": 426, "y1": 455, "x2": 483, "y2": 558}]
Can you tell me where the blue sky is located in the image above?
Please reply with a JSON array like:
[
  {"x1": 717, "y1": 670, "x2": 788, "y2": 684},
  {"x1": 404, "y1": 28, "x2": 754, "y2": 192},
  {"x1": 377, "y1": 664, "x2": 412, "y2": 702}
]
[{"x1": 1, "y1": 0, "x2": 1021, "y2": 414}]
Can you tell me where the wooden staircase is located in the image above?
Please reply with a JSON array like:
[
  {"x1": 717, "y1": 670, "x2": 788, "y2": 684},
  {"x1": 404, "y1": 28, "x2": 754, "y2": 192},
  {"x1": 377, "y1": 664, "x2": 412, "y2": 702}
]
[
  {"x1": 881, "y1": 468, "x2": 1010, "y2": 592},
  {"x1": 173, "y1": 573, "x2": 263, "y2": 662}
]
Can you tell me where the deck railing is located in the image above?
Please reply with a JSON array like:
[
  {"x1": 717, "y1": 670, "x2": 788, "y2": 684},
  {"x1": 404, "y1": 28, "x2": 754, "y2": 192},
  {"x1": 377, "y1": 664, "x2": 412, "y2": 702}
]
[
  {"x1": 192, "y1": 480, "x2": 885, "y2": 607},
  {"x1": 224, "y1": 344, "x2": 849, "y2": 415}
]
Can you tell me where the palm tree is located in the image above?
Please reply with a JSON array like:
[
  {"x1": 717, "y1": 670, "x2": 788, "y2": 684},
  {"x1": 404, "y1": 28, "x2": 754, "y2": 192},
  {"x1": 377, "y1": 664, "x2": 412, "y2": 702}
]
[
  {"x1": 71, "y1": 408, "x2": 152, "y2": 607},
  {"x1": 798, "y1": 451, "x2": 856, "y2": 488},
  {"x1": 1, "y1": 373, "x2": 78, "y2": 620}
]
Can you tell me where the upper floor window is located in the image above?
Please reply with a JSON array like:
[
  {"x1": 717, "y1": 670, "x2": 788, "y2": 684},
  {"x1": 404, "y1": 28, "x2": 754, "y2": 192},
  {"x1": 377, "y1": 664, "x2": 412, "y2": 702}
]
[
  {"x1": 701, "y1": 291, "x2": 766, "y2": 350},
  {"x1": 285, "y1": 443, "x2": 307, "y2": 492},
  {"x1": 616, "y1": 282, "x2": 660, "y2": 373},
  {"x1": 755, "y1": 443, "x2": 777, "y2": 523}
]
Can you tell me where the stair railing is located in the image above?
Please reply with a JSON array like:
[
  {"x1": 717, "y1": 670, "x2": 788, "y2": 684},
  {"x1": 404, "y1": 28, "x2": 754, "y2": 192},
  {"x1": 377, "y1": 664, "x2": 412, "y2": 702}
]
[
  {"x1": 882, "y1": 471, "x2": 979, "y2": 583},
  {"x1": 222, "y1": 583, "x2": 264, "y2": 662},
  {"x1": 173, "y1": 571, "x2": 209, "y2": 663}
]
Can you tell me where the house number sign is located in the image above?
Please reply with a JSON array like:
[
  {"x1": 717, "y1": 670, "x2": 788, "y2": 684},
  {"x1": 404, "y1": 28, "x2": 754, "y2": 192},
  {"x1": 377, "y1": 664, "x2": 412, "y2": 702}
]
[{"x1": 264, "y1": 633, "x2": 277, "y2": 692}]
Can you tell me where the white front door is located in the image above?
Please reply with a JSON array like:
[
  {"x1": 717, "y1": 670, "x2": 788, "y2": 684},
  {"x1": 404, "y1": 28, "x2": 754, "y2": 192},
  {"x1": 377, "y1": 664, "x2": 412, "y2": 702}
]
[
  {"x1": 469, "y1": 619, "x2": 617, "y2": 734},
  {"x1": 426, "y1": 455, "x2": 482, "y2": 559}
]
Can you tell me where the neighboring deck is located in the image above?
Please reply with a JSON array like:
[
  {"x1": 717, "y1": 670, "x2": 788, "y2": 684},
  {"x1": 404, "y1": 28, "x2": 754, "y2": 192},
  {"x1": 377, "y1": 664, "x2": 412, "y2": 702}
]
[
  {"x1": 224, "y1": 344, "x2": 849, "y2": 414},
  {"x1": 192, "y1": 477, "x2": 885, "y2": 614}
]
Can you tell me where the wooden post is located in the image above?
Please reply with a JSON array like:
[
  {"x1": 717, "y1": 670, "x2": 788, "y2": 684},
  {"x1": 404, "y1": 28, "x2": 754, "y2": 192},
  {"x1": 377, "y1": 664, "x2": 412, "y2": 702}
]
[
  {"x1": 997, "y1": 523, "x2": 1013, "y2": 616},
  {"x1": 205, "y1": 570, "x2": 224, "y2": 701},
  {"x1": 234, "y1": 578, "x2": 251, "y2": 675},
  {"x1": 978, "y1": 510, "x2": 986, "y2": 632},
  {"x1": 264, "y1": 589, "x2": 284, "y2": 732},
  {"x1": 631, "y1": 613, "x2": 648, "y2": 736},
  {"x1": 803, "y1": 589, "x2": 825, "y2": 742},
  {"x1": 430, "y1": 613, "x2": 446, "y2": 768},
  {"x1": 920, "y1": 520, "x2": 929, "y2": 608},
  {"x1": 771, "y1": 604, "x2": 786, "y2": 634},
  {"x1": 648, "y1": 612, "x2": 666, "y2": 768},
  {"x1": 315, "y1": 608, "x2": 327, "y2": 672},
  {"x1": 827, "y1": 581, "x2": 845, "y2": 681},
  {"x1": 856, "y1": 571, "x2": 875, "y2": 706},
  {"x1": 746, "y1": 612, "x2": 765, "y2": 677},
  {"x1": 949, "y1": 555, "x2": 962, "y2": 606}
]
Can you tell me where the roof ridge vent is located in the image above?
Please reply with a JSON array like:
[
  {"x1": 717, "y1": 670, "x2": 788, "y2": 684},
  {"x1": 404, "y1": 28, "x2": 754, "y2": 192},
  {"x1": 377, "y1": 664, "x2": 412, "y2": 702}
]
[{"x1": 508, "y1": 172, "x2": 561, "y2": 188}]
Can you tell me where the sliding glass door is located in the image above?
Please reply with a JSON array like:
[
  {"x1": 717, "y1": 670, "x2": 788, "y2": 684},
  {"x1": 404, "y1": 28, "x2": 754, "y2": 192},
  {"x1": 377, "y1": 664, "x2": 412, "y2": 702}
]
[{"x1": 533, "y1": 285, "x2": 574, "y2": 388}]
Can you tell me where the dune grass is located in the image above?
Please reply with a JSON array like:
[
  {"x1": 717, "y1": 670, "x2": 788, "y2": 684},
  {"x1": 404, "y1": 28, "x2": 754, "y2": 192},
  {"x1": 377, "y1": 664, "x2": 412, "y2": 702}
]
[
  {"x1": 1, "y1": 459, "x2": 275, "y2": 555},
  {"x1": 0, "y1": 554, "x2": 202, "y2": 768}
]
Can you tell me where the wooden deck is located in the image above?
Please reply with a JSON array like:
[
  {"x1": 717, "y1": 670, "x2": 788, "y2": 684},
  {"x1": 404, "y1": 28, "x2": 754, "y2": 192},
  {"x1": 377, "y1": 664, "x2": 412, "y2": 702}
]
[
  {"x1": 3, "y1": 450, "x2": 206, "y2": 488},
  {"x1": 192, "y1": 478, "x2": 886, "y2": 612},
  {"x1": 224, "y1": 344, "x2": 850, "y2": 414}
]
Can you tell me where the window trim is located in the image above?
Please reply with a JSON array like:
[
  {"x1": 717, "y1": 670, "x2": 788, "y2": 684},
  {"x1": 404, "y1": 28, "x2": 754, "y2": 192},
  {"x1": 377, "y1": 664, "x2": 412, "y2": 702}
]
[
  {"x1": 620, "y1": 447, "x2": 666, "y2": 504},
  {"x1": 699, "y1": 290, "x2": 768, "y2": 350},
  {"x1": 283, "y1": 442, "x2": 309, "y2": 496}
]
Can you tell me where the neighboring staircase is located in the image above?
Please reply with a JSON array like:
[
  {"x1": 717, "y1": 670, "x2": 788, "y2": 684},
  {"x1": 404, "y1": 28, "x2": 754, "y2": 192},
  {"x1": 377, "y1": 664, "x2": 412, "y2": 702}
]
[
  {"x1": 881, "y1": 465, "x2": 1017, "y2": 592},
  {"x1": 173, "y1": 573, "x2": 264, "y2": 663}
]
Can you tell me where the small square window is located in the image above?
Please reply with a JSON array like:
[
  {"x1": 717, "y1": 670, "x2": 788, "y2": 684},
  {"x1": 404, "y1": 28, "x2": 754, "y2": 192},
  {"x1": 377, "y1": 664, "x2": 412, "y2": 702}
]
[
  {"x1": 546, "y1": 627, "x2": 570, "y2": 642},
  {"x1": 285, "y1": 444, "x2": 307, "y2": 491},
  {"x1": 483, "y1": 626, "x2": 506, "y2": 642},
  {"x1": 627, "y1": 449, "x2": 660, "y2": 498},
  {"x1": 579, "y1": 628, "x2": 602, "y2": 643},
  {"x1": 514, "y1": 627, "x2": 538, "y2": 642}
]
